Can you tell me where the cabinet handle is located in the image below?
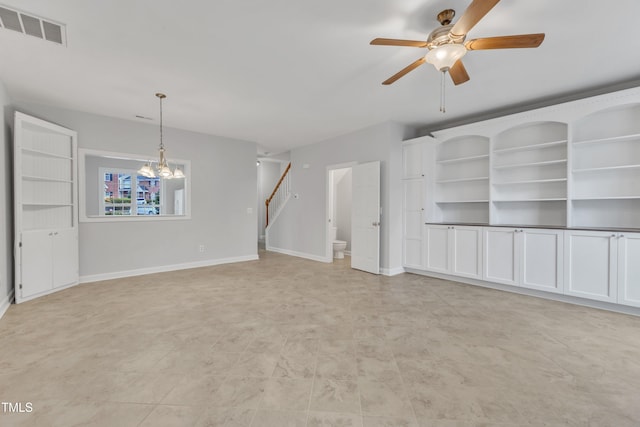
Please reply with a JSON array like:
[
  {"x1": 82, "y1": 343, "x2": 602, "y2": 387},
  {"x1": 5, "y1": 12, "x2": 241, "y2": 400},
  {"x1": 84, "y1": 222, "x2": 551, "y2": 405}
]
[
  {"x1": 611, "y1": 234, "x2": 616, "y2": 238},
  {"x1": 620, "y1": 234, "x2": 624, "y2": 238}
]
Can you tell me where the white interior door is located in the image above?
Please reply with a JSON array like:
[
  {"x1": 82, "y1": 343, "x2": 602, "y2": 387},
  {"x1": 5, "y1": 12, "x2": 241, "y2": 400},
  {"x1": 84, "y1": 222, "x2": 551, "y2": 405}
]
[{"x1": 351, "y1": 161, "x2": 380, "y2": 274}]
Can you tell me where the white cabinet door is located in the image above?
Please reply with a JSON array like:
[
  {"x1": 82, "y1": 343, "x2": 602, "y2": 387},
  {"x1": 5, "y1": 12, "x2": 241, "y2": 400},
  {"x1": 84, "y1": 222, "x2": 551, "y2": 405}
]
[
  {"x1": 20, "y1": 231, "x2": 53, "y2": 300},
  {"x1": 564, "y1": 230, "x2": 617, "y2": 303},
  {"x1": 403, "y1": 179, "x2": 424, "y2": 269},
  {"x1": 483, "y1": 228, "x2": 519, "y2": 286},
  {"x1": 52, "y1": 229, "x2": 79, "y2": 289},
  {"x1": 450, "y1": 226, "x2": 482, "y2": 279},
  {"x1": 424, "y1": 224, "x2": 450, "y2": 273},
  {"x1": 402, "y1": 142, "x2": 425, "y2": 179},
  {"x1": 520, "y1": 229, "x2": 564, "y2": 293},
  {"x1": 617, "y1": 232, "x2": 640, "y2": 308}
]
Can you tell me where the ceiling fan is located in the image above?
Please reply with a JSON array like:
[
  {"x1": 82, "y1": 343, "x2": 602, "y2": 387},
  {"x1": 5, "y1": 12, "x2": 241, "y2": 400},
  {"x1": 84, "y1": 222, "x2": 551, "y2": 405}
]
[{"x1": 371, "y1": 0, "x2": 545, "y2": 91}]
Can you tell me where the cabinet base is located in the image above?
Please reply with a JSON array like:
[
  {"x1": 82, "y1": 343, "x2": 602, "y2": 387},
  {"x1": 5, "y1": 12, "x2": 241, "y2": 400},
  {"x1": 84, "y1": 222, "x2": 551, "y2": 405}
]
[{"x1": 404, "y1": 268, "x2": 640, "y2": 317}]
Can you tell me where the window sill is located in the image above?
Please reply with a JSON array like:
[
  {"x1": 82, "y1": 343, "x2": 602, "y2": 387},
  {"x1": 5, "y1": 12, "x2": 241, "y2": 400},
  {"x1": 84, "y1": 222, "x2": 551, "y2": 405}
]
[{"x1": 80, "y1": 214, "x2": 191, "y2": 223}]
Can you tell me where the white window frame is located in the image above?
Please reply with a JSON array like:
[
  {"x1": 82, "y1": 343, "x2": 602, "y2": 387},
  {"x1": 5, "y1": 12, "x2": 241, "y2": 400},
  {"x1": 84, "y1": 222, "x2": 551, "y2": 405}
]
[
  {"x1": 79, "y1": 148, "x2": 191, "y2": 222},
  {"x1": 99, "y1": 167, "x2": 164, "y2": 216}
]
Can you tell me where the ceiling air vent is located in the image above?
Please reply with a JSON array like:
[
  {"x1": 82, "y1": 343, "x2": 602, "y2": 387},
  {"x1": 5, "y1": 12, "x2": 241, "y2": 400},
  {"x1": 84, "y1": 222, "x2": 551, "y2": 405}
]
[{"x1": 0, "y1": 4, "x2": 66, "y2": 46}]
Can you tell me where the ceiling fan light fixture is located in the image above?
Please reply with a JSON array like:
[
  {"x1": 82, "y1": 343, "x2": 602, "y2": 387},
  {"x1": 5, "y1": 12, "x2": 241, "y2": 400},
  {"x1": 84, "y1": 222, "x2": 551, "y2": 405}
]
[{"x1": 425, "y1": 43, "x2": 467, "y2": 71}]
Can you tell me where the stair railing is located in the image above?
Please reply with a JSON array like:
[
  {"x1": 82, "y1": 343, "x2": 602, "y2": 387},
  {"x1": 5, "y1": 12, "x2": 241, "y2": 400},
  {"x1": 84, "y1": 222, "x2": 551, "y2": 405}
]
[{"x1": 265, "y1": 162, "x2": 291, "y2": 227}]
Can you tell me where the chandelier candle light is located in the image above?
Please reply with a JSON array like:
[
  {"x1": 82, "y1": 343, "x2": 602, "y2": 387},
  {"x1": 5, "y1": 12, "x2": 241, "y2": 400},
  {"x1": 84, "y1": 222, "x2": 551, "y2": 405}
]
[{"x1": 138, "y1": 93, "x2": 185, "y2": 179}]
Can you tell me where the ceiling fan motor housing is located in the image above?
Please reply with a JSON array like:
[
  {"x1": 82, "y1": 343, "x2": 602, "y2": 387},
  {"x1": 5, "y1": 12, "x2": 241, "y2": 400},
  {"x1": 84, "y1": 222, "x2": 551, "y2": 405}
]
[{"x1": 427, "y1": 24, "x2": 465, "y2": 48}]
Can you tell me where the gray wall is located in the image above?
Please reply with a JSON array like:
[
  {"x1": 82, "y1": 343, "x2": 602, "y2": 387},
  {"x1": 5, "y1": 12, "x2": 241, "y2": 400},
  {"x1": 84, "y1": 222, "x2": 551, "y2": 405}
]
[
  {"x1": 268, "y1": 121, "x2": 414, "y2": 272},
  {"x1": 0, "y1": 81, "x2": 12, "y2": 306},
  {"x1": 14, "y1": 102, "x2": 258, "y2": 279}
]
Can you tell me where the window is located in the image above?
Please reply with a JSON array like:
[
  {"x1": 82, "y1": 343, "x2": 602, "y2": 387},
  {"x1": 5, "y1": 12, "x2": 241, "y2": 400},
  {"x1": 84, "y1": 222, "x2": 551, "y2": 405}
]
[
  {"x1": 99, "y1": 169, "x2": 164, "y2": 216},
  {"x1": 79, "y1": 149, "x2": 190, "y2": 222}
]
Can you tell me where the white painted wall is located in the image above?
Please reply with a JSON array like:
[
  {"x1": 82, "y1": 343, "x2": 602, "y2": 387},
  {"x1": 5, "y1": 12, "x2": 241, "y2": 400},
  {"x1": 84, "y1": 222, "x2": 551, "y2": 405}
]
[
  {"x1": 0, "y1": 80, "x2": 13, "y2": 312},
  {"x1": 13, "y1": 102, "x2": 258, "y2": 280},
  {"x1": 268, "y1": 121, "x2": 414, "y2": 272}
]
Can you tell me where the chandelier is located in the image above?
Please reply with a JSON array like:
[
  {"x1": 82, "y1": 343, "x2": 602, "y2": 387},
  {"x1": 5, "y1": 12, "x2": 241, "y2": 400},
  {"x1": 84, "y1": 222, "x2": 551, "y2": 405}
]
[{"x1": 138, "y1": 93, "x2": 185, "y2": 179}]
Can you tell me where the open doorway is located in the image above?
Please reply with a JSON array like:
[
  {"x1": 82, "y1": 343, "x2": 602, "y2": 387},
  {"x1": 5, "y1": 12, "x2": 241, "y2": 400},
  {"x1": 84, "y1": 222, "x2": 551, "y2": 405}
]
[
  {"x1": 257, "y1": 158, "x2": 287, "y2": 249},
  {"x1": 326, "y1": 164, "x2": 354, "y2": 261}
]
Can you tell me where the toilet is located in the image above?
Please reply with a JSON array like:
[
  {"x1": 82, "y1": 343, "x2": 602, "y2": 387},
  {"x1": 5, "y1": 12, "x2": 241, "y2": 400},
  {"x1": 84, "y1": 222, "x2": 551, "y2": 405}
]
[{"x1": 331, "y1": 227, "x2": 347, "y2": 259}]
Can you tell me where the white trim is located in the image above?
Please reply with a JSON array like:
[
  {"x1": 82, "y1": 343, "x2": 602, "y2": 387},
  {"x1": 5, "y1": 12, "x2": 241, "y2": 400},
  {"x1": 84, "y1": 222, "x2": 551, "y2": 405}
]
[
  {"x1": 0, "y1": 290, "x2": 14, "y2": 320},
  {"x1": 80, "y1": 254, "x2": 259, "y2": 284},
  {"x1": 381, "y1": 266, "x2": 405, "y2": 276},
  {"x1": 265, "y1": 247, "x2": 332, "y2": 263},
  {"x1": 404, "y1": 268, "x2": 640, "y2": 317},
  {"x1": 344, "y1": 250, "x2": 351, "y2": 256}
]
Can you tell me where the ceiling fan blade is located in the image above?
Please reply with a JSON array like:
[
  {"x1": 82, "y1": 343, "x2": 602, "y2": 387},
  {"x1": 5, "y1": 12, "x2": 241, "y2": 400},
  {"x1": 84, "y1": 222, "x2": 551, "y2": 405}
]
[
  {"x1": 450, "y1": 0, "x2": 501, "y2": 38},
  {"x1": 465, "y1": 33, "x2": 545, "y2": 50},
  {"x1": 370, "y1": 38, "x2": 428, "y2": 48},
  {"x1": 449, "y1": 60, "x2": 470, "y2": 85},
  {"x1": 382, "y1": 58, "x2": 426, "y2": 85}
]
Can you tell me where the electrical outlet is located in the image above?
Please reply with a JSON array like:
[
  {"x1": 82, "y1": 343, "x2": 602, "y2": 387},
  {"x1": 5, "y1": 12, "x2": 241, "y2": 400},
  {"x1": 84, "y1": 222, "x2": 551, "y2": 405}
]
[{"x1": 198, "y1": 245, "x2": 205, "y2": 253}]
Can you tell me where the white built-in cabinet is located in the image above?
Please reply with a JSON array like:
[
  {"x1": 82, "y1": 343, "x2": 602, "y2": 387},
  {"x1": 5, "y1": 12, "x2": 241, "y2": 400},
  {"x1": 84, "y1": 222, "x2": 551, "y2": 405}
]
[
  {"x1": 483, "y1": 227, "x2": 563, "y2": 293},
  {"x1": 402, "y1": 137, "x2": 434, "y2": 269},
  {"x1": 14, "y1": 112, "x2": 79, "y2": 304},
  {"x1": 401, "y1": 87, "x2": 640, "y2": 312},
  {"x1": 424, "y1": 224, "x2": 482, "y2": 279},
  {"x1": 564, "y1": 230, "x2": 640, "y2": 306},
  {"x1": 434, "y1": 136, "x2": 489, "y2": 224},
  {"x1": 571, "y1": 104, "x2": 640, "y2": 229}
]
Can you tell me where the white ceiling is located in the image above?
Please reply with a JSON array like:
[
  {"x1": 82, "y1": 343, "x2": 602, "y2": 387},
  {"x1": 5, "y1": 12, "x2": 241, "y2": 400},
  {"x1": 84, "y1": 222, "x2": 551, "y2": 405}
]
[{"x1": 1, "y1": 0, "x2": 640, "y2": 154}]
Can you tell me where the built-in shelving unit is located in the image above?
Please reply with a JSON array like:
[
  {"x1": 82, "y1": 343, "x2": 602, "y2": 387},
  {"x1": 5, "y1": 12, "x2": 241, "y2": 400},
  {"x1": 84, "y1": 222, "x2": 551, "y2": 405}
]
[
  {"x1": 434, "y1": 135, "x2": 490, "y2": 224},
  {"x1": 571, "y1": 104, "x2": 640, "y2": 229},
  {"x1": 14, "y1": 112, "x2": 79, "y2": 304},
  {"x1": 491, "y1": 122, "x2": 568, "y2": 227}
]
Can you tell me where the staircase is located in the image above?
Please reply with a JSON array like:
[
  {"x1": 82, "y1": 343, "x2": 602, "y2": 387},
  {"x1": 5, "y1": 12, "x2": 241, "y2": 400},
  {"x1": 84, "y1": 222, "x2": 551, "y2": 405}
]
[{"x1": 265, "y1": 162, "x2": 291, "y2": 229}]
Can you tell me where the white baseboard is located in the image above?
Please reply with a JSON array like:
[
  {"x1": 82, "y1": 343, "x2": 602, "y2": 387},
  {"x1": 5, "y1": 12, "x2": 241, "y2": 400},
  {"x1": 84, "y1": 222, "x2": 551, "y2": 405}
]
[
  {"x1": 0, "y1": 290, "x2": 14, "y2": 320},
  {"x1": 80, "y1": 254, "x2": 259, "y2": 284},
  {"x1": 344, "y1": 250, "x2": 351, "y2": 256},
  {"x1": 381, "y1": 266, "x2": 405, "y2": 276},
  {"x1": 266, "y1": 246, "x2": 332, "y2": 263}
]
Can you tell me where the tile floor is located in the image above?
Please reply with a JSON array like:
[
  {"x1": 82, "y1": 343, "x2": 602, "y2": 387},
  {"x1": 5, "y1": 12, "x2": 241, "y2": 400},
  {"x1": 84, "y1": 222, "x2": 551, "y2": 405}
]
[{"x1": 1, "y1": 250, "x2": 639, "y2": 426}]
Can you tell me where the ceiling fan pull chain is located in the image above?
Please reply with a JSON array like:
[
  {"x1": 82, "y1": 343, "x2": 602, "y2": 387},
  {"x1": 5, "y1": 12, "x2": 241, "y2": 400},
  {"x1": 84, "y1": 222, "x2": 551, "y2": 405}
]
[{"x1": 440, "y1": 70, "x2": 446, "y2": 113}]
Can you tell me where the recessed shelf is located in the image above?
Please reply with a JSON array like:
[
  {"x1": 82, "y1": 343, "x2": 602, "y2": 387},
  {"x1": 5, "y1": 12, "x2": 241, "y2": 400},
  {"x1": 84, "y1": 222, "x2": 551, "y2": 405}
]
[
  {"x1": 22, "y1": 147, "x2": 73, "y2": 160},
  {"x1": 23, "y1": 203, "x2": 73, "y2": 207},
  {"x1": 573, "y1": 164, "x2": 640, "y2": 174},
  {"x1": 437, "y1": 154, "x2": 489, "y2": 165},
  {"x1": 493, "y1": 139, "x2": 567, "y2": 154},
  {"x1": 436, "y1": 200, "x2": 489, "y2": 204},
  {"x1": 493, "y1": 198, "x2": 567, "y2": 202},
  {"x1": 493, "y1": 159, "x2": 567, "y2": 170},
  {"x1": 436, "y1": 177, "x2": 489, "y2": 184},
  {"x1": 493, "y1": 178, "x2": 567, "y2": 185},
  {"x1": 23, "y1": 175, "x2": 73, "y2": 183},
  {"x1": 572, "y1": 196, "x2": 640, "y2": 201},
  {"x1": 573, "y1": 133, "x2": 640, "y2": 146}
]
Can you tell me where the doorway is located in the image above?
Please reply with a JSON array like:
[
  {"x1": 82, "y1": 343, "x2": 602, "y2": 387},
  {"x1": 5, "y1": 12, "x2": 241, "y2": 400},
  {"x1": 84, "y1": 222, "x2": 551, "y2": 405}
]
[
  {"x1": 257, "y1": 158, "x2": 288, "y2": 248},
  {"x1": 326, "y1": 164, "x2": 354, "y2": 262}
]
